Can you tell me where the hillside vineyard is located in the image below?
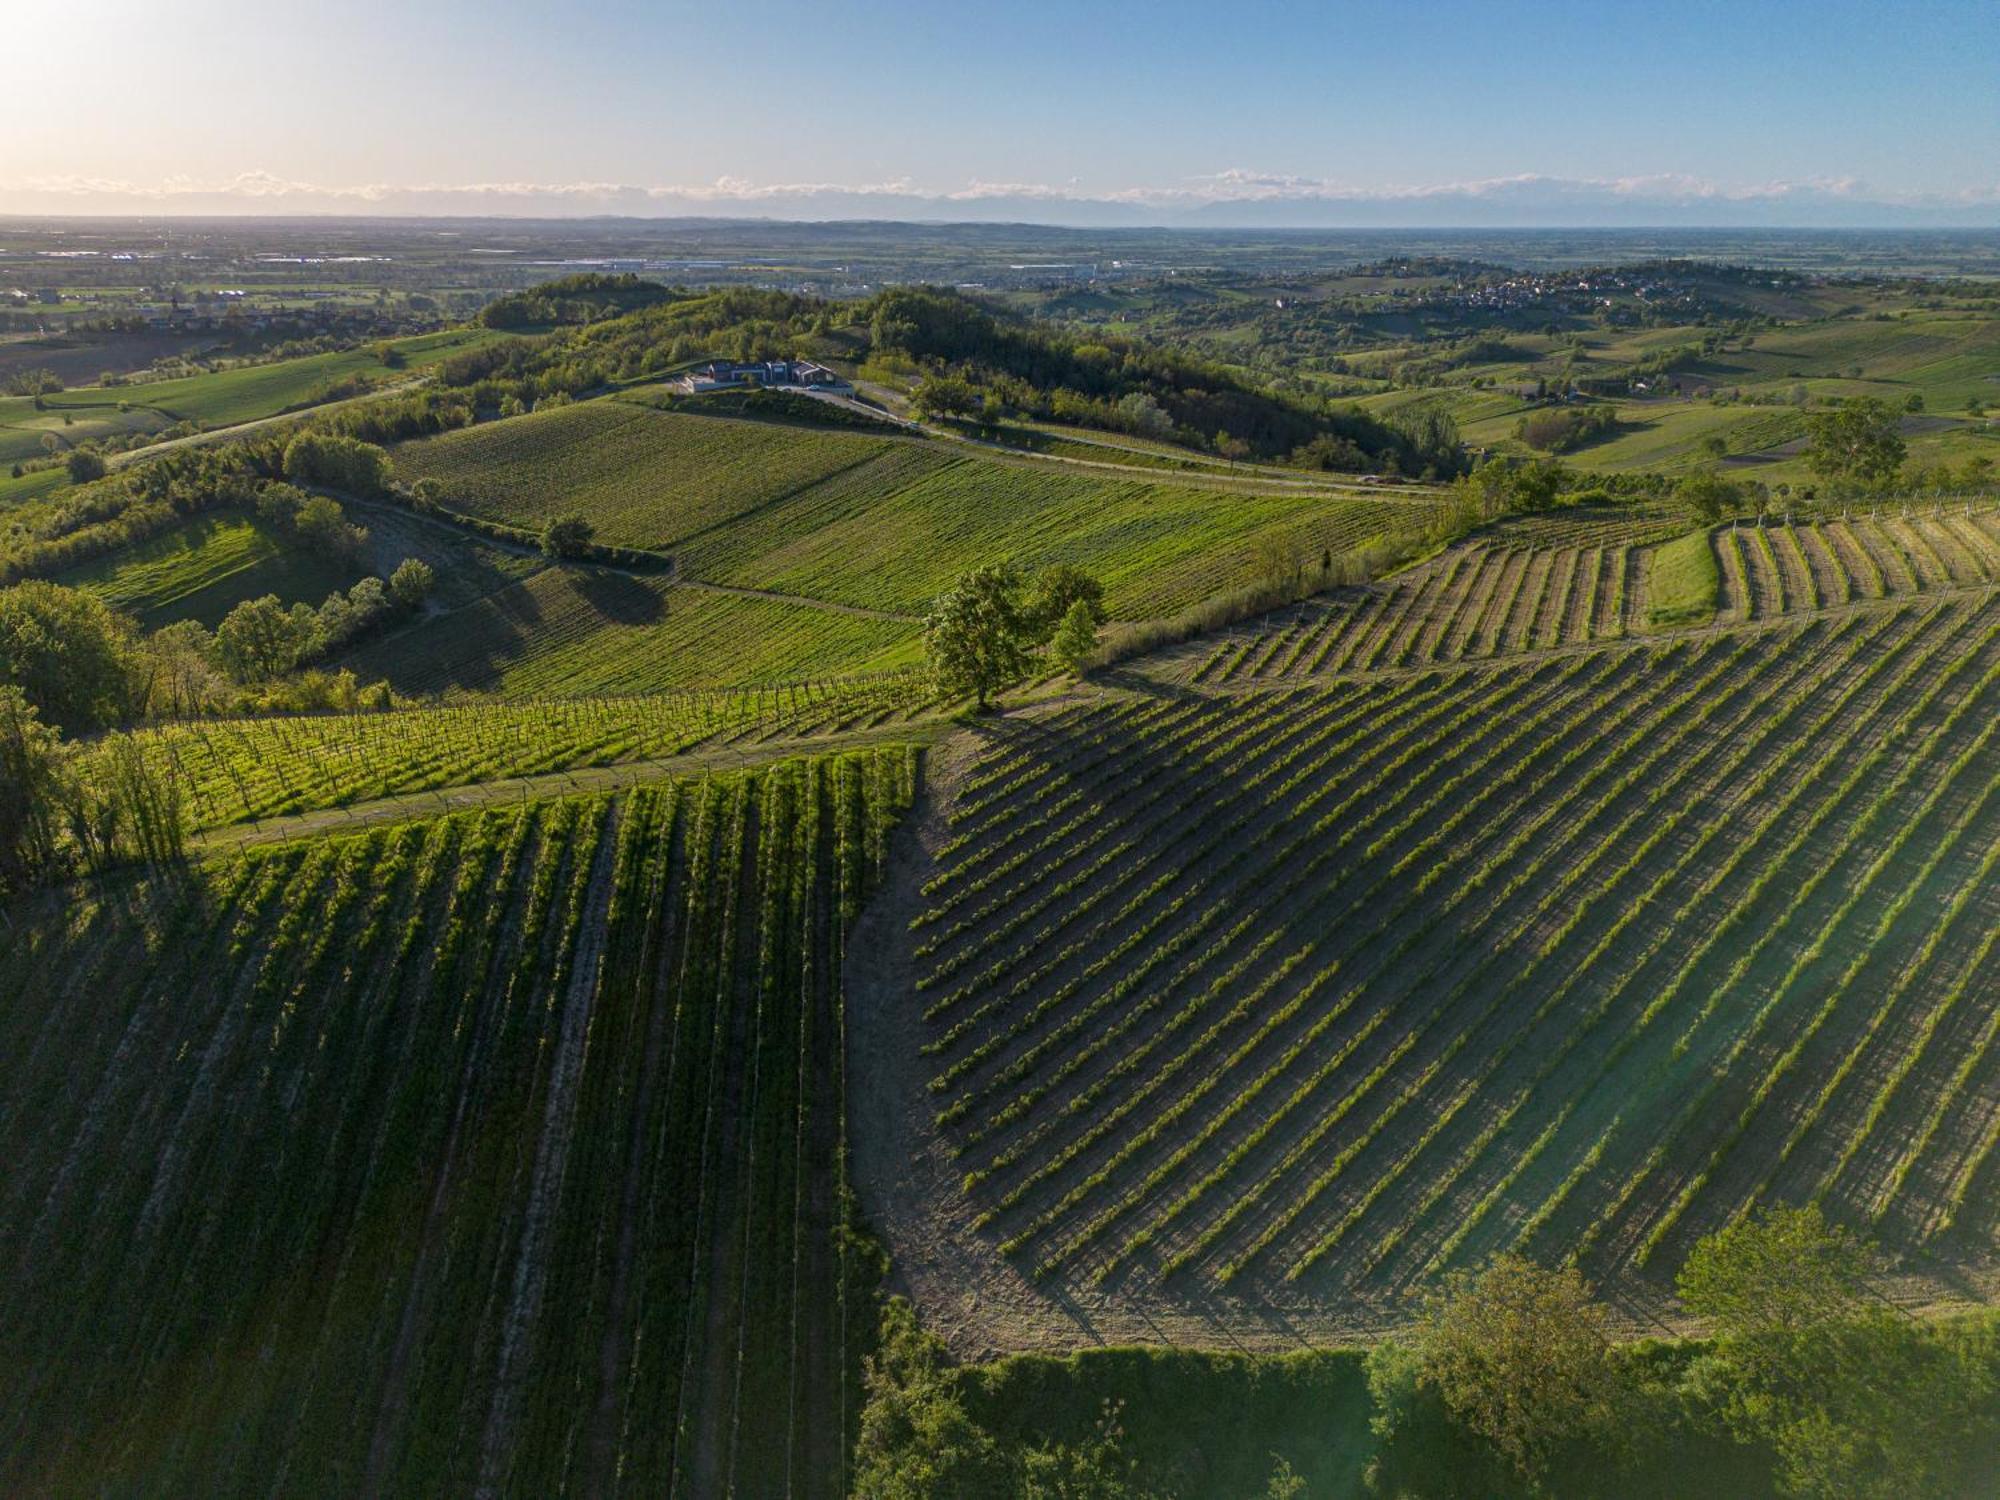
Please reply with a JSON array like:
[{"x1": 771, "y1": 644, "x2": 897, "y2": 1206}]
[{"x1": 0, "y1": 751, "x2": 914, "y2": 1497}]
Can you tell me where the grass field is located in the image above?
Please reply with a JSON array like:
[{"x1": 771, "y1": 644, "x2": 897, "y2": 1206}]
[
  {"x1": 0, "y1": 748, "x2": 915, "y2": 1498},
  {"x1": 393, "y1": 399, "x2": 936, "y2": 551},
  {"x1": 391, "y1": 400, "x2": 1436, "y2": 621},
  {"x1": 909, "y1": 594, "x2": 2000, "y2": 1313},
  {"x1": 56, "y1": 512, "x2": 369, "y2": 627},
  {"x1": 340, "y1": 567, "x2": 924, "y2": 697},
  {"x1": 1646, "y1": 529, "x2": 1721, "y2": 627}
]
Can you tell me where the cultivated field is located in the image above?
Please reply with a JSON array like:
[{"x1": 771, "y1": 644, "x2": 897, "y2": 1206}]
[
  {"x1": 887, "y1": 594, "x2": 2000, "y2": 1333},
  {"x1": 1711, "y1": 507, "x2": 2000, "y2": 623},
  {"x1": 132, "y1": 677, "x2": 934, "y2": 831},
  {"x1": 1182, "y1": 513, "x2": 1684, "y2": 686},
  {"x1": 392, "y1": 400, "x2": 1436, "y2": 621},
  {"x1": 340, "y1": 567, "x2": 924, "y2": 697},
  {"x1": 0, "y1": 748, "x2": 916, "y2": 1498}
]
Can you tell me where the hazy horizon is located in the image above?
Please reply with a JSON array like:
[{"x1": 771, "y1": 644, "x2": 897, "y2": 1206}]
[{"x1": 7, "y1": 0, "x2": 1997, "y2": 228}]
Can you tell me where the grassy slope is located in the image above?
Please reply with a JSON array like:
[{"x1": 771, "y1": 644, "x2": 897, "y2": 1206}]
[
  {"x1": 1647, "y1": 529, "x2": 1722, "y2": 626},
  {"x1": 341, "y1": 566, "x2": 922, "y2": 696},
  {"x1": 394, "y1": 401, "x2": 1429, "y2": 622},
  {"x1": 55, "y1": 512, "x2": 366, "y2": 627},
  {"x1": 0, "y1": 328, "x2": 497, "y2": 465}
]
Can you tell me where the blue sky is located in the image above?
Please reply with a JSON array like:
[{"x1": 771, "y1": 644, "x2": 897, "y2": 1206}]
[{"x1": 6, "y1": 0, "x2": 1997, "y2": 221}]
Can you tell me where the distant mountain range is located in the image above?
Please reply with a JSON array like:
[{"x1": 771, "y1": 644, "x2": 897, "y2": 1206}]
[{"x1": 5, "y1": 171, "x2": 1999, "y2": 227}]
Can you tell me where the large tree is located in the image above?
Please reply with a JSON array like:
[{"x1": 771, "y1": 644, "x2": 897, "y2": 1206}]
[
  {"x1": 923, "y1": 564, "x2": 1031, "y2": 710},
  {"x1": 1804, "y1": 398, "x2": 1905, "y2": 489},
  {"x1": 0, "y1": 581, "x2": 137, "y2": 734}
]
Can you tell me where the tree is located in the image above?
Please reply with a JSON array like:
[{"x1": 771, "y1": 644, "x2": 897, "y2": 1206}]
[
  {"x1": 281, "y1": 431, "x2": 392, "y2": 496},
  {"x1": 215, "y1": 595, "x2": 318, "y2": 681},
  {"x1": 1674, "y1": 469, "x2": 1741, "y2": 526},
  {"x1": 1401, "y1": 1255, "x2": 1620, "y2": 1484},
  {"x1": 1026, "y1": 564, "x2": 1106, "y2": 645},
  {"x1": 388, "y1": 557, "x2": 436, "y2": 610},
  {"x1": 541, "y1": 514, "x2": 596, "y2": 559},
  {"x1": 294, "y1": 494, "x2": 369, "y2": 558},
  {"x1": 0, "y1": 685, "x2": 68, "y2": 897},
  {"x1": 65, "y1": 449, "x2": 107, "y2": 484},
  {"x1": 924, "y1": 564, "x2": 1031, "y2": 710},
  {"x1": 1678, "y1": 1204, "x2": 1873, "y2": 1351},
  {"x1": 0, "y1": 581, "x2": 137, "y2": 734},
  {"x1": 1050, "y1": 599, "x2": 1101, "y2": 674},
  {"x1": 1676, "y1": 1206, "x2": 1996, "y2": 1500},
  {"x1": 1804, "y1": 398, "x2": 1905, "y2": 490},
  {"x1": 852, "y1": 1301, "x2": 1012, "y2": 1500}
]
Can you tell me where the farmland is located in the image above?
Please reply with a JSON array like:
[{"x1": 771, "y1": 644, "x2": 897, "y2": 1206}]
[
  {"x1": 882, "y1": 593, "x2": 2000, "y2": 1332},
  {"x1": 131, "y1": 677, "x2": 935, "y2": 832},
  {"x1": 390, "y1": 401, "x2": 1437, "y2": 620},
  {"x1": 0, "y1": 328, "x2": 496, "y2": 467},
  {"x1": 340, "y1": 566, "x2": 924, "y2": 697},
  {"x1": 0, "y1": 748, "x2": 916, "y2": 1497},
  {"x1": 56, "y1": 511, "x2": 367, "y2": 627}
]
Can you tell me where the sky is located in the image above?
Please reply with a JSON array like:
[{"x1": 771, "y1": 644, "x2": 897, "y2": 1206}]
[{"x1": 5, "y1": 0, "x2": 1999, "y2": 225}]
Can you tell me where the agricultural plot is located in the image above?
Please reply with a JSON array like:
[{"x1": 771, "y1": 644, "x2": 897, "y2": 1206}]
[
  {"x1": 689, "y1": 455, "x2": 1431, "y2": 621},
  {"x1": 0, "y1": 748, "x2": 917, "y2": 1498},
  {"x1": 392, "y1": 400, "x2": 937, "y2": 549},
  {"x1": 1185, "y1": 531, "x2": 1652, "y2": 685},
  {"x1": 133, "y1": 676, "x2": 932, "y2": 830},
  {"x1": 341, "y1": 567, "x2": 924, "y2": 698},
  {"x1": 395, "y1": 398, "x2": 1433, "y2": 622},
  {"x1": 0, "y1": 329, "x2": 495, "y2": 465},
  {"x1": 910, "y1": 596, "x2": 2000, "y2": 1314},
  {"x1": 1710, "y1": 508, "x2": 2000, "y2": 624}
]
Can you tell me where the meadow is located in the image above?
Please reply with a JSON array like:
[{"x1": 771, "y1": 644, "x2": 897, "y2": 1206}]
[
  {"x1": 56, "y1": 511, "x2": 367, "y2": 627},
  {"x1": 0, "y1": 748, "x2": 916, "y2": 1499}
]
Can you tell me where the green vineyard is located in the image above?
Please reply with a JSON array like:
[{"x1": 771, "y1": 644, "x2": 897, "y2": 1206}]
[
  {"x1": 0, "y1": 748, "x2": 917, "y2": 1498},
  {"x1": 1182, "y1": 504, "x2": 2000, "y2": 687},
  {"x1": 129, "y1": 676, "x2": 932, "y2": 831},
  {"x1": 915, "y1": 596, "x2": 2000, "y2": 1306}
]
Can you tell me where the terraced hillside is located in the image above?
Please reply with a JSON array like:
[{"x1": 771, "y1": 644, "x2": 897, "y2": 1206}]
[
  {"x1": 889, "y1": 595, "x2": 2000, "y2": 1330},
  {"x1": 0, "y1": 748, "x2": 916, "y2": 1498}
]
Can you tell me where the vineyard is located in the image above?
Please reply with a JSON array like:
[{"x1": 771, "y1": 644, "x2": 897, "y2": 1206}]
[
  {"x1": 128, "y1": 674, "x2": 933, "y2": 830},
  {"x1": 391, "y1": 399, "x2": 940, "y2": 550},
  {"x1": 907, "y1": 594, "x2": 2000, "y2": 1315},
  {"x1": 341, "y1": 567, "x2": 924, "y2": 697},
  {"x1": 0, "y1": 747, "x2": 917, "y2": 1498},
  {"x1": 1183, "y1": 530, "x2": 1657, "y2": 685},
  {"x1": 1177, "y1": 504, "x2": 2000, "y2": 688},
  {"x1": 1712, "y1": 507, "x2": 2000, "y2": 623},
  {"x1": 391, "y1": 397, "x2": 1435, "y2": 623}
]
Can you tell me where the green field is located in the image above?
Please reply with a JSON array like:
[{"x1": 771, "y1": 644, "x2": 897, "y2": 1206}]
[
  {"x1": 0, "y1": 750, "x2": 915, "y2": 1498},
  {"x1": 56, "y1": 512, "x2": 368, "y2": 627},
  {"x1": 392, "y1": 400, "x2": 1434, "y2": 621},
  {"x1": 341, "y1": 567, "x2": 924, "y2": 697},
  {"x1": 1646, "y1": 529, "x2": 1721, "y2": 627},
  {"x1": 0, "y1": 328, "x2": 497, "y2": 466}
]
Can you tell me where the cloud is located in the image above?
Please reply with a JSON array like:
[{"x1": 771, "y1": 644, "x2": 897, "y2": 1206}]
[{"x1": 2, "y1": 168, "x2": 1996, "y2": 226}]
